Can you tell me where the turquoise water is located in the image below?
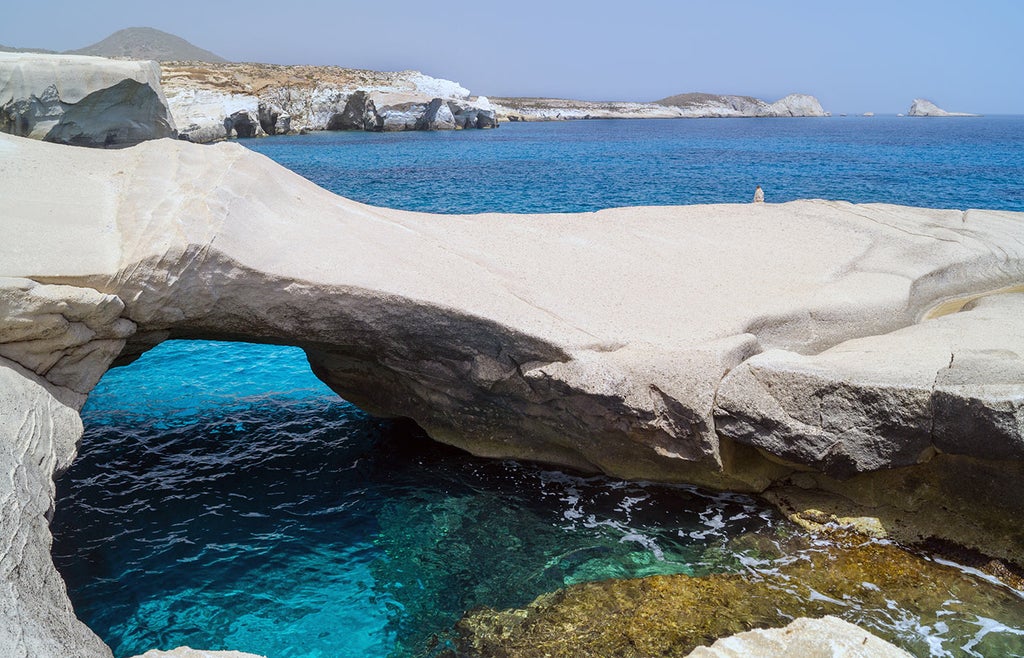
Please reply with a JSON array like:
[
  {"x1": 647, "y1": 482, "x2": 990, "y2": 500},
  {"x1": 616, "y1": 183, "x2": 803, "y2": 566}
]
[{"x1": 51, "y1": 117, "x2": 1024, "y2": 658}]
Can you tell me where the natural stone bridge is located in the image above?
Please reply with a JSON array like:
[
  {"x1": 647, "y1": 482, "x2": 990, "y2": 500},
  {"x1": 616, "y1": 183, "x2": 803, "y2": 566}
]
[{"x1": 2, "y1": 133, "x2": 1023, "y2": 657}]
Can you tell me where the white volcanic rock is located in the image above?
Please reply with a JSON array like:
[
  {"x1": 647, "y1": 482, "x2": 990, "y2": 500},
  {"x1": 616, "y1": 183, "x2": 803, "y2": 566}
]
[
  {"x1": 130, "y1": 648, "x2": 266, "y2": 658},
  {"x1": 494, "y1": 92, "x2": 827, "y2": 122},
  {"x1": 3, "y1": 134, "x2": 1024, "y2": 656},
  {"x1": 4, "y1": 135, "x2": 1024, "y2": 486},
  {"x1": 716, "y1": 293, "x2": 1024, "y2": 476},
  {"x1": 416, "y1": 97, "x2": 457, "y2": 130},
  {"x1": 766, "y1": 93, "x2": 827, "y2": 117},
  {"x1": 908, "y1": 98, "x2": 978, "y2": 117},
  {"x1": 164, "y1": 87, "x2": 261, "y2": 142},
  {"x1": 686, "y1": 616, "x2": 912, "y2": 657},
  {"x1": 0, "y1": 277, "x2": 135, "y2": 658},
  {"x1": 0, "y1": 52, "x2": 175, "y2": 146}
]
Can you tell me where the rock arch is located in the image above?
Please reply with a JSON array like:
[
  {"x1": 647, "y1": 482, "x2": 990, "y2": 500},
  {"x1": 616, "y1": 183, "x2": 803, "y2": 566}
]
[{"x1": 3, "y1": 133, "x2": 1024, "y2": 656}]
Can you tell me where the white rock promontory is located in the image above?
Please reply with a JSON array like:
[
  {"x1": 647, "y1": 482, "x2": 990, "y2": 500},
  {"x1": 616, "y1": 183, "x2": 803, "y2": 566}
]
[
  {"x1": 0, "y1": 52, "x2": 176, "y2": 146},
  {"x1": 2, "y1": 133, "x2": 1024, "y2": 656}
]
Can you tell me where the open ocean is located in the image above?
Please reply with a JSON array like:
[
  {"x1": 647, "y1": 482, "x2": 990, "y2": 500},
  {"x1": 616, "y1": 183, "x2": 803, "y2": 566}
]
[{"x1": 51, "y1": 117, "x2": 1024, "y2": 658}]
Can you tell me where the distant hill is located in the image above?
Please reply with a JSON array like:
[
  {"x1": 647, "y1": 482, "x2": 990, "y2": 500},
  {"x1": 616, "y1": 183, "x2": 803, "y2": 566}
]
[{"x1": 66, "y1": 27, "x2": 227, "y2": 62}]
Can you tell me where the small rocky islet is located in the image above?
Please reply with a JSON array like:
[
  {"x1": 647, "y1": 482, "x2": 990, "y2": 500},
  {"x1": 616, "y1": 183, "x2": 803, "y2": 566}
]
[{"x1": 0, "y1": 31, "x2": 1017, "y2": 658}]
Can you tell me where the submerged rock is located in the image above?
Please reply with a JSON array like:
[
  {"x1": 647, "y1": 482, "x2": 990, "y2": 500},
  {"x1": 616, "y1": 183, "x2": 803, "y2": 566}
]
[
  {"x1": 0, "y1": 52, "x2": 176, "y2": 146},
  {"x1": 451, "y1": 533, "x2": 1022, "y2": 657}
]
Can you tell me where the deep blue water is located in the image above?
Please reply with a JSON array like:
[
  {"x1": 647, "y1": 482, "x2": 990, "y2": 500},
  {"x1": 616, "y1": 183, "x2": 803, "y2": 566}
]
[
  {"x1": 242, "y1": 116, "x2": 1024, "y2": 213},
  {"x1": 51, "y1": 118, "x2": 1024, "y2": 658}
]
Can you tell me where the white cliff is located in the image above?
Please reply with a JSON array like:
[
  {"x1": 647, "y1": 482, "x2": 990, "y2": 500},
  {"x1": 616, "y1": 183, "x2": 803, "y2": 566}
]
[
  {"x1": 160, "y1": 62, "x2": 496, "y2": 141},
  {"x1": 0, "y1": 52, "x2": 176, "y2": 146},
  {"x1": 493, "y1": 92, "x2": 827, "y2": 122}
]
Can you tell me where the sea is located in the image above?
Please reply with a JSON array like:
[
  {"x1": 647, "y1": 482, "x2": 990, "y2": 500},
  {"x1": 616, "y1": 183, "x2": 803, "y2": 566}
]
[{"x1": 50, "y1": 117, "x2": 1024, "y2": 658}]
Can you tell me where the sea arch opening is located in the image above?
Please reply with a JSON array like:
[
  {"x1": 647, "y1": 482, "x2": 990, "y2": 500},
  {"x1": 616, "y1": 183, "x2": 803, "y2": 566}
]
[{"x1": 50, "y1": 338, "x2": 778, "y2": 658}]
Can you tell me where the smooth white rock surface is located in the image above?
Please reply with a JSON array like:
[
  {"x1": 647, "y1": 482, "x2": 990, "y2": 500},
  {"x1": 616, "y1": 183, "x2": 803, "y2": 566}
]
[
  {"x1": 2, "y1": 133, "x2": 1024, "y2": 657},
  {"x1": 686, "y1": 616, "x2": 913, "y2": 657}
]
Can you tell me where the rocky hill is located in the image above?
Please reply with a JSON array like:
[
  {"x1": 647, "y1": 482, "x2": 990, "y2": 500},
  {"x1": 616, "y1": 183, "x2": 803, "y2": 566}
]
[{"x1": 67, "y1": 27, "x2": 227, "y2": 62}]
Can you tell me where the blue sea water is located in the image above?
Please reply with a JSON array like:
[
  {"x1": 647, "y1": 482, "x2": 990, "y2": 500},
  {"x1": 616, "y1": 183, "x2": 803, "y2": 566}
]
[{"x1": 51, "y1": 117, "x2": 1024, "y2": 658}]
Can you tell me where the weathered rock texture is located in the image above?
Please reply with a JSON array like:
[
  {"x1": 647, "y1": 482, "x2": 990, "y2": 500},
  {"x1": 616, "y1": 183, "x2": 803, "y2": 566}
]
[
  {"x1": 161, "y1": 62, "x2": 496, "y2": 141},
  {"x1": 493, "y1": 92, "x2": 827, "y2": 121},
  {"x1": 686, "y1": 617, "x2": 912, "y2": 657},
  {"x1": 3, "y1": 133, "x2": 1024, "y2": 655},
  {"x1": 908, "y1": 98, "x2": 978, "y2": 117},
  {"x1": 0, "y1": 53, "x2": 176, "y2": 146},
  {"x1": 129, "y1": 648, "x2": 265, "y2": 658}
]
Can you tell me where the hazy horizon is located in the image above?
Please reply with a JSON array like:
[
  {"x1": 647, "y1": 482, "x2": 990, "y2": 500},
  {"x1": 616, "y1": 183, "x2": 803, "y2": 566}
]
[{"x1": 3, "y1": 0, "x2": 1022, "y2": 115}]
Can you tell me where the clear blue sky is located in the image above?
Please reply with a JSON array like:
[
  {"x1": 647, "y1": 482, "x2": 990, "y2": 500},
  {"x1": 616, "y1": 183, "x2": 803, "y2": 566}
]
[{"x1": 4, "y1": 0, "x2": 1022, "y2": 114}]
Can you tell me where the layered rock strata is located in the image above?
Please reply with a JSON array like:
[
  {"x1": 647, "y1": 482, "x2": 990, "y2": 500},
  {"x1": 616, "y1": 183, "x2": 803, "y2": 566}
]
[
  {"x1": 0, "y1": 52, "x2": 176, "y2": 146},
  {"x1": 3, "y1": 133, "x2": 1024, "y2": 655},
  {"x1": 493, "y1": 92, "x2": 827, "y2": 121}
]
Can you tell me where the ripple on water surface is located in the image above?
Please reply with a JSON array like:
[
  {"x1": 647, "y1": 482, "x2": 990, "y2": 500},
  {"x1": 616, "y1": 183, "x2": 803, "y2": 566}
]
[{"x1": 51, "y1": 341, "x2": 1024, "y2": 658}]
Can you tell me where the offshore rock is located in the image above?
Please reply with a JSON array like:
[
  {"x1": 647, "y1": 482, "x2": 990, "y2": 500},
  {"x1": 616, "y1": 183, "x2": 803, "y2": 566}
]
[
  {"x1": 908, "y1": 98, "x2": 978, "y2": 117},
  {"x1": 0, "y1": 52, "x2": 175, "y2": 146}
]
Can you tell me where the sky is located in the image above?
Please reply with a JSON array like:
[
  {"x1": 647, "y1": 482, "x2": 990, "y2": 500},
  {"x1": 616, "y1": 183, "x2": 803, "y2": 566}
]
[{"x1": 3, "y1": 0, "x2": 1022, "y2": 114}]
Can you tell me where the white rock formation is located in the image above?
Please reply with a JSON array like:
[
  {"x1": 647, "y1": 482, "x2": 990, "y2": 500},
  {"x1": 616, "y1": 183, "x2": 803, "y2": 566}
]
[
  {"x1": 686, "y1": 616, "x2": 913, "y2": 657},
  {"x1": 130, "y1": 648, "x2": 266, "y2": 658},
  {"x1": 2, "y1": 133, "x2": 1024, "y2": 656},
  {"x1": 164, "y1": 87, "x2": 262, "y2": 142},
  {"x1": 0, "y1": 52, "x2": 175, "y2": 146},
  {"x1": 908, "y1": 98, "x2": 978, "y2": 117},
  {"x1": 495, "y1": 93, "x2": 827, "y2": 122},
  {"x1": 716, "y1": 292, "x2": 1024, "y2": 476}
]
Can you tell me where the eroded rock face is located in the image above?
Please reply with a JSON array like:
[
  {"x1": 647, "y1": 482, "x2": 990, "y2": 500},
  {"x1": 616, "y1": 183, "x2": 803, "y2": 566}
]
[
  {"x1": 0, "y1": 278, "x2": 136, "y2": 658},
  {"x1": 715, "y1": 293, "x2": 1024, "y2": 477},
  {"x1": 0, "y1": 52, "x2": 176, "y2": 146}
]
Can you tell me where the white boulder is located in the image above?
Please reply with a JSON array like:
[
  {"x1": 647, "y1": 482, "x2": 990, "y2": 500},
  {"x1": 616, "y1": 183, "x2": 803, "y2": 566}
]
[{"x1": 0, "y1": 52, "x2": 175, "y2": 147}]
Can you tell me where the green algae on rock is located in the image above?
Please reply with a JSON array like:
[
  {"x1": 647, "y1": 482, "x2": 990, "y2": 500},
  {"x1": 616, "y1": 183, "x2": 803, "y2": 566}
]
[{"x1": 451, "y1": 533, "x2": 1024, "y2": 657}]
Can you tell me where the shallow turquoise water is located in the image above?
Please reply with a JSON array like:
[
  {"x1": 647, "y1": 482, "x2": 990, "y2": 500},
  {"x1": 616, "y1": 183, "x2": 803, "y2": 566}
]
[
  {"x1": 52, "y1": 341, "x2": 780, "y2": 658},
  {"x1": 51, "y1": 117, "x2": 1024, "y2": 657}
]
